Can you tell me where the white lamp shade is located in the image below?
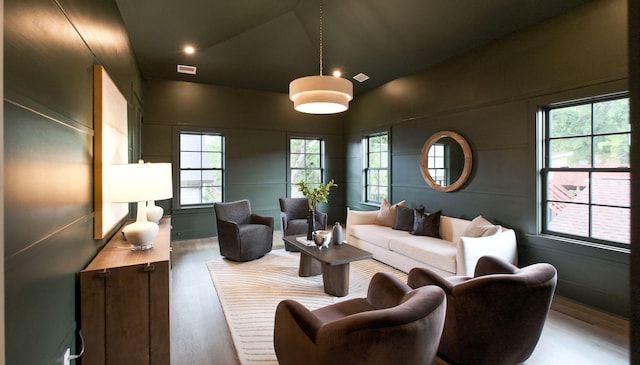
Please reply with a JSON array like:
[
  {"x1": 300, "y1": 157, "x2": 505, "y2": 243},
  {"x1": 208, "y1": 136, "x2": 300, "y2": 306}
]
[
  {"x1": 289, "y1": 75, "x2": 353, "y2": 114},
  {"x1": 107, "y1": 162, "x2": 173, "y2": 203}
]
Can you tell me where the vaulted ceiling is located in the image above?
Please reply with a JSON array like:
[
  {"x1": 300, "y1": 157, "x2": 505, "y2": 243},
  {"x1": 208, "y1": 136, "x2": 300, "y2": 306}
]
[{"x1": 115, "y1": 0, "x2": 589, "y2": 95}]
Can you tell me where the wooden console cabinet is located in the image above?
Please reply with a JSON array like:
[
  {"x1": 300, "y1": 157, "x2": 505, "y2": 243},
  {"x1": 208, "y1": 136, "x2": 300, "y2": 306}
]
[{"x1": 80, "y1": 216, "x2": 171, "y2": 365}]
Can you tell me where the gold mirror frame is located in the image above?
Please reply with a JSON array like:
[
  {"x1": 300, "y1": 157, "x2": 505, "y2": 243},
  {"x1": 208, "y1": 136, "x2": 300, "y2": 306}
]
[{"x1": 419, "y1": 130, "x2": 472, "y2": 192}]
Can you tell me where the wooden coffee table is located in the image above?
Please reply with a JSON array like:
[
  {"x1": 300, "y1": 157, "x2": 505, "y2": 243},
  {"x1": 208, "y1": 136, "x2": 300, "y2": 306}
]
[{"x1": 283, "y1": 235, "x2": 373, "y2": 297}]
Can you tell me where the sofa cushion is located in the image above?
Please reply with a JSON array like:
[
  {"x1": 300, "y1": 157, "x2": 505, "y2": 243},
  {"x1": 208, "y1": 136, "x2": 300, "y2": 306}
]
[
  {"x1": 411, "y1": 210, "x2": 442, "y2": 238},
  {"x1": 462, "y1": 215, "x2": 502, "y2": 237},
  {"x1": 393, "y1": 206, "x2": 423, "y2": 231},
  {"x1": 389, "y1": 236, "x2": 457, "y2": 273},
  {"x1": 374, "y1": 199, "x2": 406, "y2": 227},
  {"x1": 350, "y1": 224, "x2": 406, "y2": 250}
]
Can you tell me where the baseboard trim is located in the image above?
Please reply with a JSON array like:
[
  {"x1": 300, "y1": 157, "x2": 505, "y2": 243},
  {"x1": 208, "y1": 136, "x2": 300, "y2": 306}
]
[{"x1": 551, "y1": 295, "x2": 629, "y2": 336}]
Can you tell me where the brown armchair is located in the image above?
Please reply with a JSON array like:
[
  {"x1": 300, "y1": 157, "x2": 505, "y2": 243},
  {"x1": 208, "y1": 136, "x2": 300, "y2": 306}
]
[
  {"x1": 213, "y1": 199, "x2": 273, "y2": 262},
  {"x1": 274, "y1": 272, "x2": 446, "y2": 365},
  {"x1": 408, "y1": 255, "x2": 557, "y2": 365},
  {"x1": 278, "y1": 197, "x2": 327, "y2": 251}
]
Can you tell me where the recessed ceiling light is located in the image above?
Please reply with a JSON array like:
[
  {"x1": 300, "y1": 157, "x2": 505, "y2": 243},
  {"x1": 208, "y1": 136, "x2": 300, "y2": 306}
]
[
  {"x1": 353, "y1": 73, "x2": 370, "y2": 82},
  {"x1": 184, "y1": 46, "x2": 195, "y2": 54},
  {"x1": 177, "y1": 64, "x2": 197, "y2": 75}
]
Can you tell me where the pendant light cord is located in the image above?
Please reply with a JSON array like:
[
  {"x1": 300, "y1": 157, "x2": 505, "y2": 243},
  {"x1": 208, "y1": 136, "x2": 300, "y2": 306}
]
[{"x1": 319, "y1": 0, "x2": 323, "y2": 76}]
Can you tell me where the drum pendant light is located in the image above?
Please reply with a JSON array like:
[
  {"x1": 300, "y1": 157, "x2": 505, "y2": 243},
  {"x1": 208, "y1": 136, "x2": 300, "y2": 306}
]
[{"x1": 289, "y1": 0, "x2": 353, "y2": 114}]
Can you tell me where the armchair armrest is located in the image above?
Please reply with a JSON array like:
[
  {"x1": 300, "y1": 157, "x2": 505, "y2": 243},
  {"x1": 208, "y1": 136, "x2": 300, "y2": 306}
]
[
  {"x1": 409, "y1": 266, "x2": 519, "y2": 298},
  {"x1": 216, "y1": 219, "x2": 240, "y2": 245},
  {"x1": 316, "y1": 285, "x2": 446, "y2": 349},
  {"x1": 456, "y1": 229, "x2": 517, "y2": 276},
  {"x1": 280, "y1": 211, "x2": 288, "y2": 232},
  {"x1": 473, "y1": 255, "x2": 518, "y2": 277},
  {"x1": 407, "y1": 267, "x2": 460, "y2": 294},
  {"x1": 275, "y1": 299, "x2": 323, "y2": 343},
  {"x1": 315, "y1": 210, "x2": 328, "y2": 229},
  {"x1": 366, "y1": 272, "x2": 410, "y2": 309},
  {"x1": 251, "y1": 213, "x2": 274, "y2": 229}
]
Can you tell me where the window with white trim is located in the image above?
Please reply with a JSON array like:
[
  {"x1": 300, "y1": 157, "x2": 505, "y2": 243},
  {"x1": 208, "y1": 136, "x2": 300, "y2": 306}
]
[
  {"x1": 540, "y1": 94, "x2": 630, "y2": 246},
  {"x1": 363, "y1": 133, "x2": 389, "y2": 204},
  {"x1": 179, "y1": 132, "x2": 224, "y2": 206},
  {"x1": 290, "y1": 137, "x2": 323, "y2": 197}
]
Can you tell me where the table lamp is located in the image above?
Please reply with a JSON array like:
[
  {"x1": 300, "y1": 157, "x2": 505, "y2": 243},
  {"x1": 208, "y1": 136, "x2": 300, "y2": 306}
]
[
  {"x1": 107, "y1": 161, "x2": 173, "y2": 250},
  {"x1": 146, "y1": 200, "x2": 164, "y2": 224}
]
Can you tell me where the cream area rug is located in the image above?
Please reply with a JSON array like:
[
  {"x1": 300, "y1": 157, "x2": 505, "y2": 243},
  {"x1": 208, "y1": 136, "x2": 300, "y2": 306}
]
[{"x1": 207, "y1": 248, "x2": 407, "y2": 364}]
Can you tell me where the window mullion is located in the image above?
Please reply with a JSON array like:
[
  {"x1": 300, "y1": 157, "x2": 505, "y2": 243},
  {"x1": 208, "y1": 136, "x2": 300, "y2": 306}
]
[{"x1": 589, "y1": 171, "x2": 593, "y2": 237}]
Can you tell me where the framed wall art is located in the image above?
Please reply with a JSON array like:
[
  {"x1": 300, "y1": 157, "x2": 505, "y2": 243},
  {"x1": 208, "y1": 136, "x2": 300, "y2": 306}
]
[{"x1": 93, "y1": 64, "x2": 129, "y2": 239}]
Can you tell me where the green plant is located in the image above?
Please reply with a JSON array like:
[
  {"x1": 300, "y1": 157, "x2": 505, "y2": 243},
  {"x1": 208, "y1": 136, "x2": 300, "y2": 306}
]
[{"x1": 295, "y1": 179, "x2": 337, "y2": 211}]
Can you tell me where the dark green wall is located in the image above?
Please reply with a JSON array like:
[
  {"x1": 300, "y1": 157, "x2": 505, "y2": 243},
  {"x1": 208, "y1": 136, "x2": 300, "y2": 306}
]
[
  {"x1": 4, "y1": 0, "x2": 142, "y2": 363},
  {"x1": 345, "y1": 0, "x2": 630, "y2": 317},
  {"x1": 141, "y1": 80, "x2": 347, "y2": 240}
]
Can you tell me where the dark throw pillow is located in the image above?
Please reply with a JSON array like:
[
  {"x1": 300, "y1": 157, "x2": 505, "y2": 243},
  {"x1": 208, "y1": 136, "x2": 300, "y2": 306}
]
[
  {"x1": 394, "y1": 206, "x2": 424, "y2": 231},
  {"x1": 411, "y1": 210, "x2": 442, "y2": 238}
]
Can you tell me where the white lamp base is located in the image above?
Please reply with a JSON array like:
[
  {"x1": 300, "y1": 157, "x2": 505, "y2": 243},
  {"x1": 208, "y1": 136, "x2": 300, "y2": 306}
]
[
  {"x1": 146, "y1": 200, "x2": 164, "y2": 224},
  {"x1": 122, "y1": 201, "x2": 159, "y2": 250},
  {"x1": 123, "y1": 221, "x2": 159, "y2": 250}
]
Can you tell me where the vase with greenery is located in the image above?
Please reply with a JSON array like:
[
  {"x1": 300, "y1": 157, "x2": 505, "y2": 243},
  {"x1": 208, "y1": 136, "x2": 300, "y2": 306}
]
[{"x1": 295, "y1": 179, "x2": 337, "y2": 239}]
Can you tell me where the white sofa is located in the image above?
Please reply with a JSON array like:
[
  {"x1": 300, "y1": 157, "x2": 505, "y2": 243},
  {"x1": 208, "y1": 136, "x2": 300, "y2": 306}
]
[{"x1": 346, "y1": 208, "x2": 517, "y2": 276}]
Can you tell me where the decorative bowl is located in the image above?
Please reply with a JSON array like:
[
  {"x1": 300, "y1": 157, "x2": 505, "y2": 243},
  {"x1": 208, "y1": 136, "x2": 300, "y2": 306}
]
[{"x1": 312, "y1": 230, "x2": 332, "y2": 248}]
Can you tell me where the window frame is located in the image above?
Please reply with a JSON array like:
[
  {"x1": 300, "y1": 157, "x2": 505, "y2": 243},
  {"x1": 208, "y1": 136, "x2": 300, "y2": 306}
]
[
  {"x1": 288, "y1": 136, "x2": 325, "y2": 197},
  {"x1": 177, "y1": 130, "x2": 225, "y2": 208},
  {"x1": 539, "y1": 93, "x2": 630, "y2": 248},
  {"x1": 427, "y1": 142, "x2": 447, "y2": 186},
  {"x1": 363, "y1": 131, "x2": 390, "y2": 205}
]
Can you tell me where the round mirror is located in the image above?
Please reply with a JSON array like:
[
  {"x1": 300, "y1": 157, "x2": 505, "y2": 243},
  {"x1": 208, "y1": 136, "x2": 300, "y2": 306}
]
[{"x1": 419, "y1": 130, "x2": 472, "y2": 192}]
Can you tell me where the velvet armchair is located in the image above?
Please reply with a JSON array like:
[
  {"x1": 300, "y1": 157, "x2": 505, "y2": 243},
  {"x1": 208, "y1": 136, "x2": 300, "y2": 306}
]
[
  {"x1": 274, "y1": 272, "x2": 446, "y2": 365},
  {"x1": 408, "y1": 255, "x2": 557, "y2": 365},
  {"x1": 278, "y1": 197, "x2": 327, "y2": 251},
  {"x1": 213, "y1": 199, "x2": 273, "y2": 262}
]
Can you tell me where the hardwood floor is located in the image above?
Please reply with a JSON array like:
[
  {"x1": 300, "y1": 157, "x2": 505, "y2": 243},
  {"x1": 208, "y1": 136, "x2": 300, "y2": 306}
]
[
  {"x1": 170, "y1": 238, "x2": 240, "y2": 365},
  {"x1": 170, "y1": 236, "x2": 630, "y2": 365}
]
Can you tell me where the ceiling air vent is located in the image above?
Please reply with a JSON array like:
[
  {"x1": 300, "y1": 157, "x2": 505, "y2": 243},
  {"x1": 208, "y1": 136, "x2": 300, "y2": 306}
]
[
  {"x1": 353, "y1": 73, "x2": 370, "y2": 82},
  {"x1": 177, "y1": 64, "x2": 197, "y2": 75}
]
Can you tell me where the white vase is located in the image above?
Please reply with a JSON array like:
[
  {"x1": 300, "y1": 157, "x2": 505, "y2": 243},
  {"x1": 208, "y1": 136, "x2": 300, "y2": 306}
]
[{"x1": 146, "y1": 200, "x2": 163, "y2": 224}]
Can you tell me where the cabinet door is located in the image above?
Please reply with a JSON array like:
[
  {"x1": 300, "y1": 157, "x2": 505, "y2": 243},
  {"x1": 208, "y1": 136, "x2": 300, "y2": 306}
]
[
  {"x1": 81, "y1": 263, "x2": 170, "y2": 365},
  {"x1": 105, "y1": 265, "x2": 150, "y2": 364},
  {"x1": 149, "y1": 262, "x2": 170, "y2": 365},
  {"x1": 80, "y1": 270, "x2": 107, "y2": 365}
]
